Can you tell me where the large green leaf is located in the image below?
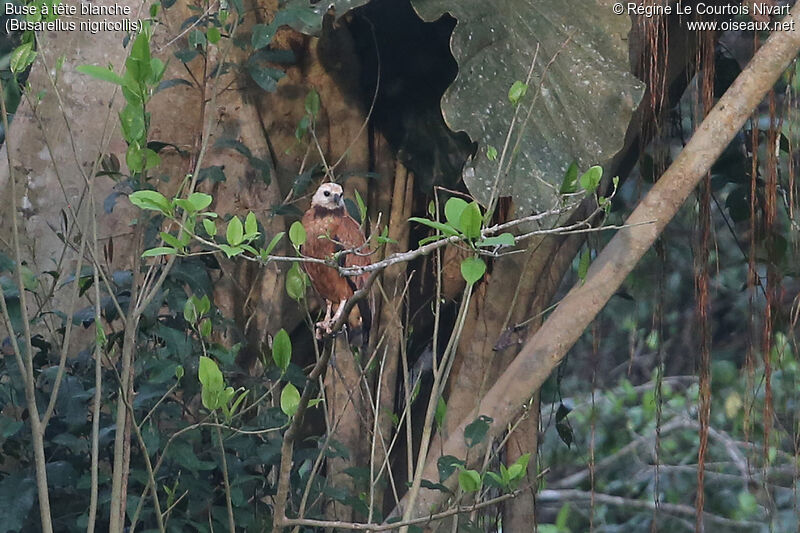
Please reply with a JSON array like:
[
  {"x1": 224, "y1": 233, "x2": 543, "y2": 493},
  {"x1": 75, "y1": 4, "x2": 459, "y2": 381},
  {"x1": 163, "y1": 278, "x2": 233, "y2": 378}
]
[{"x1": 410, "y1": 0, "x2": 644, "y2": 217}]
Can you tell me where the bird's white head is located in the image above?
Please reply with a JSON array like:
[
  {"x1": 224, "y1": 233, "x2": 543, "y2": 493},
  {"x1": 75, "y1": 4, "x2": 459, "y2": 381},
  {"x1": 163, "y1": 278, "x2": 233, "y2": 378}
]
[{"x1": 311, "y1": 182, "x2": 345, "y2": 210}]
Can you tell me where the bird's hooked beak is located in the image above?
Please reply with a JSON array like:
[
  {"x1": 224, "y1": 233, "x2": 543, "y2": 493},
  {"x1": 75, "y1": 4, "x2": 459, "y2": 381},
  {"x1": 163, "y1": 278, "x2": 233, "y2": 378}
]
[{"x1": 333, "y1": 193, "x2": 343, "y2": 207}]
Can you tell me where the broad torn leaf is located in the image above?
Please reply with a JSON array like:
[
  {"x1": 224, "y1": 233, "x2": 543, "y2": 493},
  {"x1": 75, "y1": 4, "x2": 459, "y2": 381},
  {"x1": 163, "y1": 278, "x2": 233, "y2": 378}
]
[{"x1": 410, "y1": 0, "x2": 645, "y2": 218}]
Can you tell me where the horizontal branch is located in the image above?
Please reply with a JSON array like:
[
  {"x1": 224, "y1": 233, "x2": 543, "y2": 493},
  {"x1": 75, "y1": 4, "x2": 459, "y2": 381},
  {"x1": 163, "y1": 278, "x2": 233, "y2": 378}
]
[{"x1": 164, "y1": 199, "x2": 584, "y2": 277}]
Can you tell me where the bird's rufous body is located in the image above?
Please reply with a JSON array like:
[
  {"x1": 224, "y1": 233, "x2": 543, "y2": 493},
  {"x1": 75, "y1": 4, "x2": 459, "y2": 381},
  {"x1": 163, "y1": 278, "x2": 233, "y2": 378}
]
[{"x1": 301, "y1": 183, "x2": 371, "y2": 339}]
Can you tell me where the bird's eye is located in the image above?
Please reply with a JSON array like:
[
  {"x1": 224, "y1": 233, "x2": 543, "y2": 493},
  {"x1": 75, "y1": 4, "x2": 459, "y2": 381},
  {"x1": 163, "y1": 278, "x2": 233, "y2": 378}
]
[{"x1": 323, "y1": 191, "x2": 330, "y2": 197}]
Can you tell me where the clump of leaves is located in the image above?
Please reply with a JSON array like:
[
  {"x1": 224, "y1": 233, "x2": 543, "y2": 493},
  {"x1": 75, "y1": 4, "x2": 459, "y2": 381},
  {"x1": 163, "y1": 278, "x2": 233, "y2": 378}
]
[{"x1": 410, "y1": 197, "x2": 515, "y2": 285}]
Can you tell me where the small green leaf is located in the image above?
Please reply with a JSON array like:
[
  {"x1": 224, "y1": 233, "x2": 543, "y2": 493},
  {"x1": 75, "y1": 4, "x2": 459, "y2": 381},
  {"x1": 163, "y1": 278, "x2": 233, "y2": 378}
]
[
  {"x1": 354, "y1": 189, "x2": 367, "y2": 224},
  {"x1": 408, "y1": 217, "x2": 459, "y2": 237},
  {"x1": 476, "y1": 233, "x2": 515, "y2": 247},
  {"x1": 129, "y1": 190, "x2": 171, "y2": 214},
  {"x1": 252, "y1": 23, "x2": 277, "y2": 50},
  {"x1": 579, "y1": 165, "x2": 603, "y2": 194},
  {"x1": 458, "y1": 201, "x2": 482, "y2": 239},
  {"x1": 141, "y1": 247, "x2": 178, "y2": 258},
  {"x1": 486, "y1": 472, "x2": 506, "y2": 489},
  {"x1": 508, "y1": 80, "x2": 528, "y2": 105},
  {"x1": 76, "y1": 64, "x2": 125, "y2": 85},
  {"x1": 435, "y1": 397, "x2": 447, "y2": 430},
  {"x1": 289, "y1": 221, "x2": 306, "y2": 247},
  {"x1": 202, "y1": 387, "x2": 220, "y2": 411},
  {"x1": 199, "y1": 356, "x2": 224, "y2": 409},
  {"x1": 577, "y1": 248, "x2": 591, "y2": 282},
  {"x1": 183, "y1": 298, "x2": 198, "y2": 324},
  {"x1": 226, "y1": 216, "x2": 244, "y2": 246},
  {"x1": 11, "y1": 42, "x2": 37, "y2": 74},
  {"x1": 245, "y1": 212, "x2": 259, "y2": 238},
  {"x1": 207, "y1": 26, "x2": 221, "y2": 44},
  {"x1": 188, "y1": 29, "x2": 206, "y2": 49},
  {"x1": 159, "y1": 231, "x2": 184, "y2": 250},
  {"x1": 175, "y1": 365, "x2": 185, "y2": 380},
  {"x1": 264, "y1": 232, "x2": 285, "y2": 255},
  {"x1": 229, "y1": 389, "x2": 249, "y2": 418},
  {"x1": 486, "y1": 145, "x2": 498, "y2": 161},
  {"x1": 304, "y1": 89, "x2": 320, "y2": 117},
  {"x1": 198, "y1": 295, "x2": 210, "y2": 315},
  {"x1": 560, "y1": 161, "x2": 579, "y2": 194},
  {"x1": 460, "y1": 257, "x2": 486, "y2": 285},
  {"x1": 376, "y1": 226, "x2": 397, "y2": 245},
  {"x1": 272, "y1": 329, "x2": 291, "y2": 372},
  {"x1": 148, "y1": 57, "x2": 166, "y2": 85},
  {"x1": 143, "y1": 149, "x2": 161, "y2": 171},
  {"x1": 458, "y1": 470, "x2": 482, "y2": 493},
  {"x1": 199, "y1": 356, "x2": 224, "y2": 390},
  {"x1": 285, "y1": 263, "x2": 306, "y2": 301},
  {"x1": 203, "y1": 219, "x2": 217, "y2": 237},
  {"x1": 119, "y1": 104, "x2": 146, "y2": 144},
  {"x1": 444, "y1": 197, "x2": 468, "y2": 228},
  {"x1": 200, "y1": 318, "x2": 212, "y2": 338},
  {"x1": 437, "y1": 455, "x2": 465, "y2": 483},
  {"x1": 126, "y1": 145, "x2": 145, "y2": 174},
  {"x1": 463, "y1": 414, "x2": 492, "y2": 448},
  {"x1": 218, "y1": 244, "x2": 243, "y2": 258},
  {"x1": 188, "y1": 192, "x2": 213, "y2": 211},
  {"x1": 126, "y1": 32, "x2": 153, "y2": 82},
  {"x1": 280, "y1": 383, "x2": 300, "y2": 417}
]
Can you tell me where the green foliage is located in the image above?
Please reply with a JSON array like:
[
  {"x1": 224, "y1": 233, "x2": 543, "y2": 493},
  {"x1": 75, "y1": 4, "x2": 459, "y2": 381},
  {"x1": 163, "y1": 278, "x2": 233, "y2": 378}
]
[
  {"x1": 435, "y1": 397, "x2": 447, "y2": 429},
  {"x1": 289, "y1": 220, "x2": 306, "y2": 247},
  {"x1": 560, "y1": 161, "x2": 580, "y2": 194},
  {"x1": 579, "y1": 165, "x2": 603, "y2": 194},
  {"x1": 577, "y1": 247, "x2": 591, "y2": 282},
  {"x1": 463, "y1": 414, "x2": 492, "y2": 448},
  {"x1": 10, "y1": 41, "x2": 35, "y2": 74},
  {"x1": 280, "y1": 383, "x2": 300, "y2": 417},
  {"x1": 457, "y1": 469, "x2": 482, "y2": 492},
  {"x1": 272, "y1": 328, "x2": 291, "y2": 373},
  {"x1": 304, "y1": 88, "x2": 321, "y2": 117},
  {"x1": 285, "y1": 262, "x2": 307, "y2": 301},
  {"x1": 411, "y1": 196, "x2": 516, "y2": 285},
  {"x1": 460, "y1": 256, "x2": 486, "y2": 285},
  {"x1": 74, "y1": 64, "x2": 125, "y2": 85},
  {"x1": 437, "y1": 455, "x2": 465, "y2": 482},
  {"x1": 507, "y1": 80, "x2": 528, "y2": 105}
]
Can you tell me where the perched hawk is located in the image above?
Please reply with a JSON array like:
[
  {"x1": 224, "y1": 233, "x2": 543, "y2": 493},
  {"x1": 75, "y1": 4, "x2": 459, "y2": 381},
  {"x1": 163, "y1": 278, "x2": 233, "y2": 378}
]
[{"x1": 301, "y1": 183, "x2": 371, "y2": 342}]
